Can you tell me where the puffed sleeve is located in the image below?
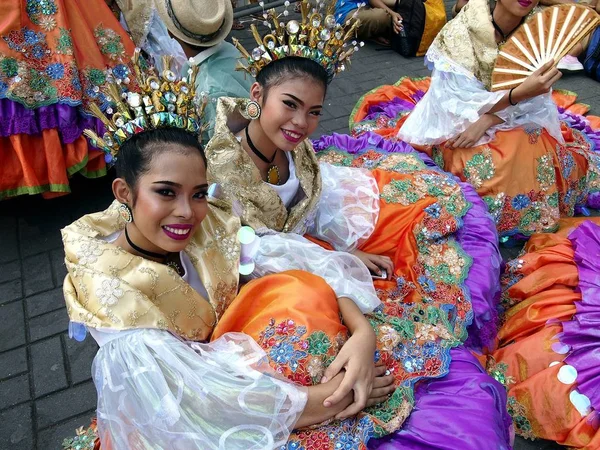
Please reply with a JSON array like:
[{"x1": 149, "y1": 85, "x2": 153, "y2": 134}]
[
  {"x1": 249, "y1": 231, "x2": 381, "y2": 314},
  {"x1": 306, "y1": 162, "x2": 380, "y2": 253},
  {"x1": 92, "y1": 329, "x2": 307, "y2": 450}
]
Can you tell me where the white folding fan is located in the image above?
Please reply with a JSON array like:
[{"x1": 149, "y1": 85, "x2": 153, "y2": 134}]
[{"x1": 491, "y1": 4, "x2": 600, "y2": 91}]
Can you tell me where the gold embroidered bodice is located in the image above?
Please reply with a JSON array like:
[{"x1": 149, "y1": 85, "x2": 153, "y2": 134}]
[
  {"x1": 62, "y1": 200, "x2": 241, "y2": 341},
  {"x1": 429, "y1": 0, "x2": 498, "y2": 89},
  {"x1": 205, "y1": 97, "x2": 322, "y2": 233}
]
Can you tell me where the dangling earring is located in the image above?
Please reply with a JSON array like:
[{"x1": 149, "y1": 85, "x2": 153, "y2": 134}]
[
  {"x1": 118, "y1": 203, "x2": 133, "y2": 223},
  {"x1": 243, "y1": 99, "x2": 261, "y2": 120}
]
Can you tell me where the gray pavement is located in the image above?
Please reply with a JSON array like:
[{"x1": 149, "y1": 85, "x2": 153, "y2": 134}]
[{"x1": 1, "y1": 3, "x2": 598, "y2": 449}]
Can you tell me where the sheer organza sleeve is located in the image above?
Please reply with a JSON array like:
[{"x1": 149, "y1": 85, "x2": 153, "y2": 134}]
[
  {"x1": 399, "y1": 55, "x2": 564, "y2": 146},
  {"x1": 93, "y1": 329, "x2": 307, "y2": 450},
  {"x1": 306, "y1": 162, "x2": 379, "y2": 253},
  {"x1": 250, "y1": 232, "x2": 381, "y2": 313}
]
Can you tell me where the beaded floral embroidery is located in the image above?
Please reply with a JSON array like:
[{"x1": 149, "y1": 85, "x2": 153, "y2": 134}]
[
  {"x1": 507, "y1": 396, "x2": 536, "y2": 440},
  {"x1": 62, "y1": 424, "x2": 97, "y2": 450},
  {"x1": 463, "y1": 148, "x2": 495, "y2": 189}
]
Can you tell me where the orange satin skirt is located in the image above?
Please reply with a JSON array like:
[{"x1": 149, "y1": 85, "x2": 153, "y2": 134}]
[
  {"x1": 0, "y1": 0, "x2": 135, "y2": 199},
  {"x1": 487, "y1": 217, "x2": 600, "y2": 448},
  {"x1": 351, "y1": 77, "x2": 600, "y2": 239}
]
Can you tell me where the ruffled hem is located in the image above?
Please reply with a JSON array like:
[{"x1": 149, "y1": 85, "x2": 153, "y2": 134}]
[
  {"x1": 368, "y1": 347, "x2": 512, "y2": 450},
  {"x1": 560, "y1": 221, "x2": 600, "y2": 413},
  {"x1": 0, "y1": 98, "x2": 104, "y2": 143},
  {"x1": 312, "y1": 132, "x2": 501, "y2": 351}
]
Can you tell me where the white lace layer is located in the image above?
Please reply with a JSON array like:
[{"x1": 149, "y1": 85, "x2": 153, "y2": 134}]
[
  {"x1": 93, "y1": 330, "x2": 307, "y2": 450},
  {"x1": 398, "y1": 54, "x2": 564, "y2": 146}
]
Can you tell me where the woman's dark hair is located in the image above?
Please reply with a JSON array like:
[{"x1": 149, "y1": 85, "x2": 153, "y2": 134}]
[
  {"x1": 256, "y1": 56, "x2": 330, "y2": 98},
  {"x1": 115, "y1": 127, "x2": 205, "y2": 190}
]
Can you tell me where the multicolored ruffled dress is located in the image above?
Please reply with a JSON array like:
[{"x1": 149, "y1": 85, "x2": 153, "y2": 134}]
[
  {"x1": 205, "y1": 97, "x2": 512, "y2": 449},
  {"x1": 487, "y1": 217, "x2": 600, "y2": 449},
  {"x1": 349, "y1": 0, "x2": 600, "y2": 241},
  {"x1": 0, "y1": 0, "x2": 134, "y2": 199}
]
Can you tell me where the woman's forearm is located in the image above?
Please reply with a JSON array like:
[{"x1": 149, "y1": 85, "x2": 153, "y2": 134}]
[
  {"x1": 338, "y1": 296, "x2": 372, "y2": 334},
  {"x1": 296, "y1": 372, "x2": 353, "y2": 428}
]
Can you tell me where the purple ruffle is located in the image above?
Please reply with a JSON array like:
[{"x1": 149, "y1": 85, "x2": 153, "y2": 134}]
[
  {"x1": 312, "y1": 132, "x2": 502, "y2": 351},
  {"x1": 558, "y1": 107, "x2": 600, "y2": 152},
  {"x1": 0, "y1": 98, "x2": 104, "y2": 144},
  {"x1": 369, "y1": 347, "x2": 513, "y2": 450},
  {"x1": 560, "y1": 221, "x2": 600, "y2": 411},
  {"x1": 363, "y1": 97, "x2": 415, "y2": 122}
]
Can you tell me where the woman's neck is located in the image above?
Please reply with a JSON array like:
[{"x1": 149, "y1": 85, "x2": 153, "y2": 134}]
[
  {"x1": 492, "y1": 4, "x2": 522, "y2": 40},
  {"x1": 245, "y1": 120, "x2": 278, "y2": 162},
  {"x1": 115, "y1": 225, "x2": 169, "y2": 263}
]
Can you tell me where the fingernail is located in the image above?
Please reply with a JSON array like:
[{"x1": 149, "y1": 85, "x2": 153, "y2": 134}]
[
  {"x1": 321, "y1": 376, "x2": 328, "y2": 383},
  {"x1": 324, "y1": 401, "x2": 331, "y2": 407}
]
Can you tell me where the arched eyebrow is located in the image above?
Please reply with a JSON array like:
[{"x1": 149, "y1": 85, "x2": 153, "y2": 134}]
[
  {"x1": 153, "y1": 181, "x2": 209, "y2": 190},
  {"x1": 282, "y1": 93, "x2": 322, "y2": 109}
]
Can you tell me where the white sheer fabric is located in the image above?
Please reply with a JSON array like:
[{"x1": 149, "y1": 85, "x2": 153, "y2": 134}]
[
  {"x1": 308, "y1": 163, "x2": 379, "y2": 252},
  {"x1": 93, "y1": 330, "x2": 307, "y2": 450},
  {"x1": 250, "y1": 232, "x2": 381, "y2": 313},
  {"x1": 399, "y1": 52, "x2": 564, "y2": 146}
]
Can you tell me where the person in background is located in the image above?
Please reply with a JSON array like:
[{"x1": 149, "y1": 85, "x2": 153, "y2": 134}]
[
  {"x1": 118, "y1": 0, "x2": 253, "y2": 140},
  {"x1": 335, "y1": 0, "x2": 402, "y2": 46}
]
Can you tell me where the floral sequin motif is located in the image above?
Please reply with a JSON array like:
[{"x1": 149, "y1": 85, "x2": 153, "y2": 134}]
[
  {"x1": 536, "y1": 154, "x2": 556, "y2": 191},
  {"x1": 94, "y1": 26, "x2": 126, "y2": 61},
  {"x1": 431, "y1": 146, "x2": 444, "y2": 169},
  {"x1": 283, "y1": 415, "x2": 375, "y2": 450},
  {"x1": 463, "y1": 148, "x2": 495, "y2": 189},
  {"x1": 507, "y1": 396, "x2": 536, "y2": 440},
  {"x1": 258, "y1": 318, "x2": 345, "y2": 384},
  {"x1": 524, "y1": 125, "x2": 542, "y2": 144},
  {"x1": 55, "y1": 28, "x2": 74, "y2": 55},
  {"x1": 76, "y1": 241, "x2": 104, "y2": 265},
  {"x1": 26, "y1": 0, "x2": 58, "y2": 28},
  {"x1": 62, "y1": 424, "x2": 96, "y2": 450},
  {"x1": 95, "y1": 278, "x2": 124, "y2": 307},
  {"x1": 486, "y1": 356, "x2": 515, "y2": 389}
]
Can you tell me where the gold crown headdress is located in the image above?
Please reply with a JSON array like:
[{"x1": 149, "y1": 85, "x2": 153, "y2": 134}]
[
  {"x1": 232, "y1": 0, "x2": 365, "y2": 80},
  {"x1": 84, "y1": 50, "x2": 208, "y2": 163}
]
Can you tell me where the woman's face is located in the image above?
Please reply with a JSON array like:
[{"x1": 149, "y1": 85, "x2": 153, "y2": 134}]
[
  {"x1": 116, "y1": 145, "x2": 209, "y2": 255},
  {"x1": 499, "y1": 0, "x2": 538, "y2": 18},
  {"x1": 252, "y1": 77, "x2": 325, "y2": 151}
]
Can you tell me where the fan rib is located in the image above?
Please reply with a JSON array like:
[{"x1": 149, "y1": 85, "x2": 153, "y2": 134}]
[
  {"x1": 555, "y1": 9, "x2": 591, "y2": 61},
  {"x1": 508, "y1": 38, "x2": 539, "y2": 69},
  {"x1": 555, "y1": 18, "x2": 600, "y2": 62},
  {"x1": 546, "y1": 8, "x2": 559, "y2": 59},
  {"x1": 551, "y1": 6, "x2": 576, "y2": 59},
  {"x1": 492, "y1": 78, "x2": 528, "y2": 90},
  {"x1": 494, "y1": 68, "x2": 534, "y2": 76},
  {"x1": 524, "y1": 24, "x2": 542, "y2": 65},
  {"x1": 538, "y1": 13, "x2": 546, "y2": 63},
  {"x1": 498, "y1": 50, "x2": 537, "y2": 72}
]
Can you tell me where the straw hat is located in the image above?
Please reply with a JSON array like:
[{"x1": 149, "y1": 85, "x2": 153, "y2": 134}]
[{"x1": 153, "y1": 0, "x2": 233, "y2": 47}]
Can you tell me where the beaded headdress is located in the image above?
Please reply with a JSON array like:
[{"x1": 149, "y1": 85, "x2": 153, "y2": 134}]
[
  {"x1": 232, "y1": 0, "x2": 365, "y2": 80},
  {"x1": 84, "y1": 49, "x2": 207, "y2": 163}
]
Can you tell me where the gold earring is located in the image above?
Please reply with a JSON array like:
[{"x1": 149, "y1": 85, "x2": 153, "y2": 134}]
[
  {"x1": 118, "y1": 203, "x2": 133, "y2": 223},
  {"x1": 244, "y1": 100, "x2": 261, "y2": 120}
]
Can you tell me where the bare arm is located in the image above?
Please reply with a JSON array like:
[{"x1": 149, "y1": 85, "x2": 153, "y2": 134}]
[{"x1": 296, "y1": 372, "x2": 353, "y2": 428}]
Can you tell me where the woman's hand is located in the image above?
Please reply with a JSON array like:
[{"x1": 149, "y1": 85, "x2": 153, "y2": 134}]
[
  {"x1": 513, "y1": 60, "x2": 562, "y2": 102},
  {"x1": 320, "y1": 327, "x2": 377, "y2": 419},
  {"x1": 448, "y1": 113, "x2": 497, "y2": 148},
  {"x1": 389, "y1": 10, "x2": 403, "y2": 34},
  {"x1": 351, "y1": 249, "x2": 394, "y2": 280},
  {"x1": 366, "y1": 362, "x2": 396, "y2": 408}
]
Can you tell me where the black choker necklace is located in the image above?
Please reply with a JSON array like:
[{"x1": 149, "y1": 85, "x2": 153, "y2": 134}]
[
  {"x1": 491, "y1": 8, "x2": 524, "y2": 44},
  {"x1": 125, "y1": 226, "x2": 168, "y2": 260},
  {"x1": 244, "y1": 126, "x2": 281, "y2": 185}
]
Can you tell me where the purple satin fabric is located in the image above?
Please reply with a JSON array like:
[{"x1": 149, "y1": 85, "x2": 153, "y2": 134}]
[
  {"x1": 0, "y1": 98, "x2": 104, "y2": 143},
  {"x1": 363, "y1": 97, "x2": 415, "y2": 122},
  {"x1": 312, "y1": 132, "x2": 502, "y2": 351},
  {"x1": 558, "y1": 107, "x2": 600, "y2": 152},
  {"x1": 561, "y1": 221, "x2": 600, "y2": 411},
  {"x1": 368, "y1": 347, "x2": 513, "y2": 450}
]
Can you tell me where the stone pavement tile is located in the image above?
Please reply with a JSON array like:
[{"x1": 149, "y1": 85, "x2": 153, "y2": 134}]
[
  {"x1": 31, "y1": 337, "x2": 68, "y2": 398},
  {"x1": 50, "y1": 248, "x2": 67, "y2": 286},
  {"x1": 37, "y1": 410, "x2": 96, "y2": 450},
  {"x1": 36, "y1": 381, "x2": 97, "y2": 429},
  {"x1": 0, "y1": 373, "x2": 30, "y2": 409},
  {"x1": 514, "y1": 436, "x2": 564, "y2": 449},
  {"x1": 0, "y1": 301, "x2": 26, "y2": 352},
  {"x1": 0, "y1": 403, "x2": 33, "y2": 450},
  {"x1": 0, "y1": 279, "x2": 22, "y2": 306},
  {"x1": 0, "y1": 216, "x2": 18, "y2": 264},
  {"x1": 29, "y1": 308, "x2": 69, "y2": 342},
  {"x1": 26, "y1": 287, "x2": 65, "y2": 318},
  {"x1": 65, "y1": 336, "x2": 98, "y2": 385},
  {"x1": 23, "y1": 253, "x2": 53, "y2": 297},
  {"x1": 18, "y1": 216, "x2": 64, "y2": 259},
  {"x1": 0, "y1": 260, "x2": 20, "y2": 283},
  {"x1": 0, "y1": 348, "x2": 27, "y2": 380}
]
